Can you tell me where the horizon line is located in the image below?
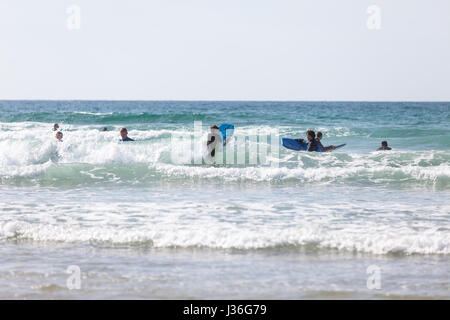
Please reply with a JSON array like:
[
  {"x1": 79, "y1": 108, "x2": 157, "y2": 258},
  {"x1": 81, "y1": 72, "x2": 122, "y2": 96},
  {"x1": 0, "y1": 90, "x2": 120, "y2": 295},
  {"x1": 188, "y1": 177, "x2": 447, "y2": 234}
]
[{"x1": 0, "y1": 99, "x2": 449, "y2": 103}]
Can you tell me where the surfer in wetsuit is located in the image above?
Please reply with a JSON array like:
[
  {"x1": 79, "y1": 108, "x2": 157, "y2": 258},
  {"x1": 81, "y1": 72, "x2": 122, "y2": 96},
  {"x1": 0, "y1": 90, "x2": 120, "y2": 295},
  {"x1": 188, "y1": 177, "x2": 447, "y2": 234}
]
[
  {"x1": 305, "y1": 130, "x2": 319, "y2": 151},
  {"x1": 295, "y1": 130, "x2": 320, "y2": 152},
  {"x1": 119, "y1": 127, "x2": 134, "y2": 142},
  {"x1": 206, "y1": 125, "x2": 222, "y2": 157},
  {"x1": 316, "y1": 132, "x2": 336, "y2": 152},
  {"x1": 377, "y1": 141, "x2": 391, "y2": 151}
]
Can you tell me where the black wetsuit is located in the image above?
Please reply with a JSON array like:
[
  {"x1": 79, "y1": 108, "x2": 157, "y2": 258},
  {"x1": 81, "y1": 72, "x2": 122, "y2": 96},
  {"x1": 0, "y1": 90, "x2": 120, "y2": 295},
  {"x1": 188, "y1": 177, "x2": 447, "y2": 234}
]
[
  {"x1": 306, "y1": 139, "x2": 319, "y2": 152},
  {"x1": 294, "y1": 138, "x2": 319, "y2": 152},
  {"x1": 207, "y1": 135, "x2": 217, "y2": 157},
  {"x1": 120, "y1": 137, "x2": 134, "y2": 142},
  {"x1": 316, "y1": 138, "x2": 324, "y2": 149},
  {"x1": 207, "y1": 136, "x2": 215, "y2": 157},
  {"x1": 377, "y1": 146, "x2": 391, "y2": 150}
]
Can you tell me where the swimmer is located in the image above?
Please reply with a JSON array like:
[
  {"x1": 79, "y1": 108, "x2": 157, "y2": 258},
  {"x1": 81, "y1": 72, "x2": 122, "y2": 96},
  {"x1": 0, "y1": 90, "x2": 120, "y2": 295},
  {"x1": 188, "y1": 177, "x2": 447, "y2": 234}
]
[
  {"x1": 119, "y1": 127, "x2": 134, "y2": 142},
  {"x1": 295, "y1": 130, "x2": 320, "y2": 152},
  {"x1": 377, "y1": 141, "x2": 392, "y2": 151},
  {"x1": 206, "y1": 125, "x2": 222, "y2": 157},
  {"x1": 55, "y1": 131, "x2": 63, "y2": 142},
  {"x1": 316, "y1": 132, "x2": 336, "y2": 152}
]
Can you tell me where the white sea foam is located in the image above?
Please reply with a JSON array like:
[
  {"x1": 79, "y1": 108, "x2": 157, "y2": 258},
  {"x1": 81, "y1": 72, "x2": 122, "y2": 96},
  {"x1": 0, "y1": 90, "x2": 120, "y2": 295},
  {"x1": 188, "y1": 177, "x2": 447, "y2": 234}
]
[
  {"x1": 152, "y1": 161, "x2": 450, "y2": 186},
  {"x1": 1, "y1": 198, "x2": 448, "y2": 255},
  {"x1": 0, "y1": 121, "x2": 449, "y2": 257},
  {"x1": 0, "y1": 123, "x2": 449, "y2": 188},
  {"x1": 73, "y1": 111, "x2": 114, "y2": 116}
]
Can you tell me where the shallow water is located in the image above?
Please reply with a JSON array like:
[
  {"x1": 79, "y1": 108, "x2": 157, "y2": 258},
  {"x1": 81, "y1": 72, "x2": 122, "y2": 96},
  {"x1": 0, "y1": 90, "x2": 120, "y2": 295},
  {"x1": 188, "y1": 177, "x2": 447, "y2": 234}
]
[
  {"x1": 0, "y1": 101, "x2": 449, "y2": 299},
  {"x1": 1, "y1": 243, "x2": 449, "y2": 299}
]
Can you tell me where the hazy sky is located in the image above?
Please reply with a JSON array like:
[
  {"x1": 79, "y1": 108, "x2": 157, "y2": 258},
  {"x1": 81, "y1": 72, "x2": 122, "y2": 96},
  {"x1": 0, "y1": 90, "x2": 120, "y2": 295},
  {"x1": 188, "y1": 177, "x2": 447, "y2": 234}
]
[{"x1": 0, "y1": 0, "x2": 449, "y2": 101}]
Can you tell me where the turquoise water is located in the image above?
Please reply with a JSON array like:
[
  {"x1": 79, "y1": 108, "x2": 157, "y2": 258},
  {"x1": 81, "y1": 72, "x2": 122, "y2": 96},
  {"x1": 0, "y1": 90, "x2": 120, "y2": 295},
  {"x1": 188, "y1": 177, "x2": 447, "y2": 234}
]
[
  {"x1": 0, "y1": 101, "x2": 449, "y2": 299},
  {"x1": 1, "y1": 101, "x2": 449, "y2": 188}
]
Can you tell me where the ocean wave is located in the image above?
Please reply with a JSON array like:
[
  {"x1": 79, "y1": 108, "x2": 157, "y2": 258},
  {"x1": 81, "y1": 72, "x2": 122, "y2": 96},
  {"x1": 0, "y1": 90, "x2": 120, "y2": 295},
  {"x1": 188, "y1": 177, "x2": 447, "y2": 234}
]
[
  {"x1": 1, "y1": 150, "x2": 449, "y2": 189},
  {"x1": 153, "y1": 162, "x2": 450, "y2": 186},
  {"x1": 1, "y1": 220, "x2": 448, "y2": 255},
  {"x1": 73, "y1": 111, "x2": 114, "y2": 116},
  {"x1": 1, "y1": 161, "x2": 449, "y2": 190},
  {"x1": 0, "y1": 123, "x2": 449, "y2": 188},
  {"x1": 1, "y1": 111, "x2": 215, "y2": 124}
]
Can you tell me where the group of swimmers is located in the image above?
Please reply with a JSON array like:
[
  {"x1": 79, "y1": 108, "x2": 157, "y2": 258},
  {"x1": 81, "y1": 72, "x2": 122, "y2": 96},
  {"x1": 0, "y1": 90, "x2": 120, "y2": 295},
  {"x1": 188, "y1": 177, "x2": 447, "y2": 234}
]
[
  {"x1": 53, "y1": 124, "x2": 64, "y2": 141},
  {"x1": 53, "y1": 124, "x2": 134, "y2": 142},
  {"x1": 53, "y1": 123, "x2": 392, "y2": 152},
  {"x1": 294, "y1": 129, "x2": 391, "y2": 152},
  {"x1": 294, "y1": 130, "x2": 337, "y2": 152}
]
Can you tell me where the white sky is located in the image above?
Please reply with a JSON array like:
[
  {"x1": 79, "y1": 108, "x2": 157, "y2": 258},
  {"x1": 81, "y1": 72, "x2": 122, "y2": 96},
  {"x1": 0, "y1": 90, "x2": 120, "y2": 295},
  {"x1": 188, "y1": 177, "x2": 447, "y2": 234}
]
[{"x1": 0, "y1": 0, "x2": 449, "y2": 101}]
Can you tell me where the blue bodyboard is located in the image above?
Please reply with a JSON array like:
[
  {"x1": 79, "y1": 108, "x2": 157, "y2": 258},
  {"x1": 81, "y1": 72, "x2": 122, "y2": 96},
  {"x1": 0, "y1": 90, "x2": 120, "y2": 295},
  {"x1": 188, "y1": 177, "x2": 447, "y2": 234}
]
[
  {"x1": 282, "y1": 138, "x2": 308, "y2": 151},
  {"x1": 282, "y1": 138, "x2": 346, "y2": 152},
  {"x1": 332, "y1": 143, "x2": 346, "y2": 150},
  {"x1": 219, "y1": 124, "x2": 234, "y2": 145}
]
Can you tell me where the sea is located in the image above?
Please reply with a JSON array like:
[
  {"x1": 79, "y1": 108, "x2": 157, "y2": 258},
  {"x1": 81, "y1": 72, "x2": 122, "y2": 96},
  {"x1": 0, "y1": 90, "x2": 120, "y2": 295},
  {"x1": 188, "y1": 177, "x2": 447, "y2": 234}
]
[{"x1": 0, "y1": 100, "x2": 449, "y2": 299}]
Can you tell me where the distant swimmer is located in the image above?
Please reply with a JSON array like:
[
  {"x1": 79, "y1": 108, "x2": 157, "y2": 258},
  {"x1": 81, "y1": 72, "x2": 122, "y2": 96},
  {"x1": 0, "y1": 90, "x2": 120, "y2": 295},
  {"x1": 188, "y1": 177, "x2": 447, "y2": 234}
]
[
  {"x1": 206, "y1": 125, "x2": 222, "y2": 157},
  {"x1": 53, "y1": 123, "x2": 59, "y2": 131},
  {"x1": 377, "y1": 141, "x2": 392, "y2": 151},
  {"x1": 119, "y1": 127, "x2": 134, "y2": 142},
  {"x1": 102, "y1": 127, "x2": 108, "y2": 132},
  {"x1": 316, "y1": 131, "x2": 336, "y2": 152},
  {"x1": 295, "y1": 130, "x2": 319, "y2": 152},
  {"x1": 55, "y1": 131, "x2": 63, "y2": 142}
]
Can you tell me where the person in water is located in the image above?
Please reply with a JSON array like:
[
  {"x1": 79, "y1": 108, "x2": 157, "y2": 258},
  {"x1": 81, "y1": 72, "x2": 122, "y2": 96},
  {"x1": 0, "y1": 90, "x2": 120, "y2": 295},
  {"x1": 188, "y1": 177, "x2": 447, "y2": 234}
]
[
  {"x1": 377, "y1": 141, "x2": 391, "y2": 151},
  {"x1": 206, "y1": 125, "x2": 222, "y2": 157},
  {"x1": 55, "y1": 131, "x2": 63, "y2": 142},
  {"x1": 296, "y1": 130, "x2": 320, "y2": 152},
  {"x1": 53, "y1": 123, "x2": 59, "y2": 131},
  {"x1": 316, "y1": 131, "x2": 336, "y2": 152},
  {"x1": 102, "y1": 127, "x2": 108, "y2": 132},
  {"x1": 119, "y1": 127, "x2": 134, "y2": 141}
]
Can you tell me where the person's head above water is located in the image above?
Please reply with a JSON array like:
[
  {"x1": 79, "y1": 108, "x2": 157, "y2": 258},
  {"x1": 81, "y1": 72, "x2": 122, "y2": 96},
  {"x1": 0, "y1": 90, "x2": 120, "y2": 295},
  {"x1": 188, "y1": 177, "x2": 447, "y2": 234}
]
[
  {"x1": 377, "y1": 140, "x2": 392, "y2": 151},
  {"x1": 55, "y1": 131, "x2": 63, "y2": 141},
  {"x1": 102, "y1": 127, "x2": 108, "y2": 132},
  {"x1": 317, "y1": 132, "x2": 323, "y2": 140},
  {"x1": 120, "y1": 127, "x2": 129, "y2": 139},
  {"x1": 53, "y1": 123, "x2": 59, "y2": 131},
  {"x1": 306, "y1": 130, "x2": 316, "y2": 141}
]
